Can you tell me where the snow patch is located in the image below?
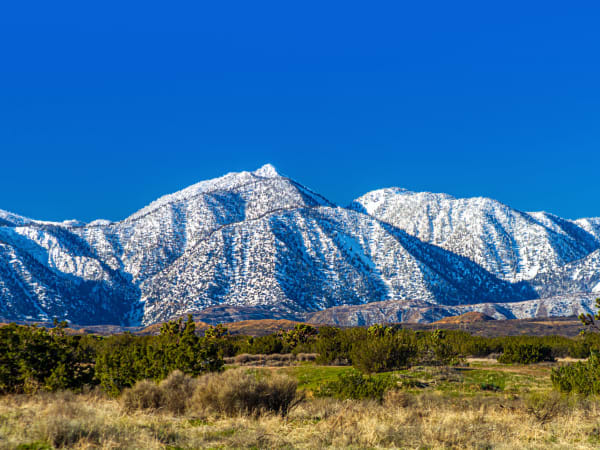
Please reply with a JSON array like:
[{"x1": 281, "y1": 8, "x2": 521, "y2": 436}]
[{"x1": 253, "y1": 163, "x2": 279, "y2": 178}]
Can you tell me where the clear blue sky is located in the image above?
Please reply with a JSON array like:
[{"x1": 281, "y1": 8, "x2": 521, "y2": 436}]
[{"x1": 1, "y1": 2, "x2": 599, "y2": 222}]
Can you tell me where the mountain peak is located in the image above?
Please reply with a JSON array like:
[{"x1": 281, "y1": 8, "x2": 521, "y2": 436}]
[{"x1": 253, "y1": 163, "x2": 279, "y2": 178}]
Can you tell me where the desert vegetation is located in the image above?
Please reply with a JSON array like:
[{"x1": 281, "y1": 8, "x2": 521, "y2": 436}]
[{"x1": 3, "y1": 319, "x2": 600, "y2": 448}]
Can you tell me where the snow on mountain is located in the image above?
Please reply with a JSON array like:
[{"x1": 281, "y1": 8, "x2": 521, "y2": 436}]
[
  {"x1": 350, "y1": 189, "x2": 600, "y2": 285},
  {"x1": 0, "y1": 209, "x2": 34, "y2": 227},
  {"x1": 139, "y1": 206, "x2": 534, "y2": 324},
  {"x1": 0, "y1": 224, "x2": 139, "y2": 324},
  {"x1": 0, "y1": 165, "x2": 599, "y2": 326},
  {"x1": 75, "y1": 164, "x2": 334, "y2": 284},
  {"x1": 306, "y1": 293, "x2": 598, "y2": 326}
]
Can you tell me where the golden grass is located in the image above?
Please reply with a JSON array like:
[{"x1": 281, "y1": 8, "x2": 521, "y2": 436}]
[{"x1": 2, "y1": 388, "x2": 600, "y2": 449}]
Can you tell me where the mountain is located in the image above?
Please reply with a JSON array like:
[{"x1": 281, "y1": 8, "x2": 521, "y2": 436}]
[
  {"x1": 305, "y1": 293, "x2": 598, "y2": 327},
  {"x1": 350, "y1": 188, "x2": 600, "y2": 287},
  {"x1": 0, "y1": 164, "x2": 598, "y2": 326}
]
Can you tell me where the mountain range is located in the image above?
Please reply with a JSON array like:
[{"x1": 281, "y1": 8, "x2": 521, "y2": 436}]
[{"x1": 1, "y1": 164, "x2": 599, "y2": 326}]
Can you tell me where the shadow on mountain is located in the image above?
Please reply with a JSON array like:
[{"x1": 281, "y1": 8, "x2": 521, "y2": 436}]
[
  {"x1": 378, "y1": 221, "x2": 539, "y2": 305},
  {"x1": 269, "y1": 211, "x2": 389, "y2": 312},
  {"x1": 0, "y1": 225, "x2": 141, "y2": 325}
]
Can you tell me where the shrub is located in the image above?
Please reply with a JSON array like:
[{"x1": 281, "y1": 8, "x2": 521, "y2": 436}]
[
  {"x1": 551, "y1": 351, "x2": 600, "y2": 395},
  {"x1": 383, "y1": 389, "x2": 413, "y2": 408},
  {"x1": 121, "y1": 370, "x2": 198, "y2": 414},
  {"x1": 190, "y1": 368, "x2": 301, "y2": 416},
  {"x1": 95, "y1": 316, "x2": 223, "y2": 396},
  {"x1": 278, "y1": 324, "x2": 318, "y2": 349},
  {"x1": 315, "y1": 369, "x2": 397, "y2": 401},
  {"x1": 525, "y1": 391, "x2": 565, "y2": 424},
  {"x1": 417, "y1": 330, "x2": 463, "y2": 366},
  {"x1": 296, "y1": 353, "x2": 317, "y2": 362},
  {"x1": 32, "y1": 392, "x2": 104, "y2": 448},
  {"x1": 0, "y1": 322, "x2": 96, "y2": 394},
  {"x1": 350, "y1": 334, "x2": 416, "y2": 374},
  {"x1": 498, "y1": 341, "x2": 554, "y2": 364},
  {"x1": 159, "y1": 370, "x2": 198, "y2": 414},
  {"x1": 15, "y1": 443, "x2": 52, "y2": 450},
  {"x1": 121, "y1": 380, "x2": 165, "y2": 412},
  {"x1": 314, "y1": 326, "x2": 345, "y2": 365}
]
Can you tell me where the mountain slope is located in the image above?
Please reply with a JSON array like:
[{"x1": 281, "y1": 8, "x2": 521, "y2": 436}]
[
  {"x1": 350, "y1": 188, "x2": 600, "y2": 286},
  {"x1": 0, "y1": 164, "x2": 598, "y2": 326},
  {"x1": 140, "y1": 206, "x2": 534, "y2": 324}
]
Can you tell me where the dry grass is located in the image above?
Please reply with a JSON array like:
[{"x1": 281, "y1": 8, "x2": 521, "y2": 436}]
[
  {"x1": 223, "y1": 352, "x2": 318, "y2": 366},
  {"x1": 121, "y1": 370, "x2": 199, "y2": 415},
  {"x1": 190, "y1": 368, "x2": 302, "y2": 417},
  {"x1": 2, "y1": 388, "x2": 600, "y2": 449}
]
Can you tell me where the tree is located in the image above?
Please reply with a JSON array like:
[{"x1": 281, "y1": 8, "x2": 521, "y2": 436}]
[
  {"x1": 0, "y1": 323, "x2": 95, "y2": 394},
  {"x1": 579, "y1": 298, "x2": 600, "y2": 332},
  {"x1": 278, "y1": 324, "x2": 318, "y2": 348},
  {"x1": 205, "y1": 323, "x2": 229, "y2": 339},
  {"x1": 95, "y1": 316, "x2": 223, "y2": 396}
]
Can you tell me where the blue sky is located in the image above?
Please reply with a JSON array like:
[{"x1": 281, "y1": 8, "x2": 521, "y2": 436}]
[{"x1": 1, "y1": 2, "x2": 599, "y2": 222}]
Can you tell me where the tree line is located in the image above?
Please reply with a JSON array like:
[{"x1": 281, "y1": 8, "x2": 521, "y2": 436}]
[{"x1": 2, "y1": 317, "x2": 600, "y2": 396}]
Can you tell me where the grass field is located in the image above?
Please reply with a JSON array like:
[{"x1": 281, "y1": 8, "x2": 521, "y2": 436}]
[{"x1": 2, "y1": 359, "x2": 600, "y2": 449}]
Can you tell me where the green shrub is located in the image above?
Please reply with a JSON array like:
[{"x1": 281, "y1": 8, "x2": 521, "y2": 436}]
[
  {"x1": 278, "y1": 324, "x2": 318, "y2": 349},
  {"x1": 240, "y1": 334, "x2": 288, "y2": 355},
  {"x1": 190, "y1": 368, "x2": 301, "y2": 416},
  {"x1": 95, "y1": 316, "x2": 223, "y2": 396},
  {"x1": 416, "y1": 330, "x2": 462, "y2": 366},
  {"x1": 0, "y1": 322, "x2": 96, "y2": 394},
  {"x1": 314, "y1": 326, "x2": 353, "y2": 365},
  {"x1": 315, "y1": 369, "x2": 397, "y2": 401},
  {"x1": 15, "y1": 443, "x2": 53, "y2": 450},
  {"x1": 551, "y1": 351, "x2": 600, "y2": 395},
  {"x1": 498, "y1": 341, "x2": 554, "y2": 364},
  {"x1": 350, "y1": 333, "x2": 416, "y2": 374}
]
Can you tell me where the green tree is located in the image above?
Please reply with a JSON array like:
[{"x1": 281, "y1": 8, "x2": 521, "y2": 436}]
[
  {"x1": 205, "y1": 323, "x2": 229, "y2": 339},
  {"x1": 95, "y1": 316, "x2": 223, "y2": 396}
]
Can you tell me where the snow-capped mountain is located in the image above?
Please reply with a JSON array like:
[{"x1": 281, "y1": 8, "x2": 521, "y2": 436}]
[
  {"x1": 0, "y1": 164, "x2": 598, "y2": 326},
  {"x1": 350, "y1": 189, "x2": 600, "y2": 287}
]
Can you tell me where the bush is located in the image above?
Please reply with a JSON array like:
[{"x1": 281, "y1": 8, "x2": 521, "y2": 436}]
[
  {"x1": 383, "y1": 389, "x2": 413, "y2": 408},
  {"x1": 95, "y1": 317, "x2": 223, "y2": 396},
  {"x1": 240, "y1": 335, "x2": 288, "y2": 355},
  {"x1": 525, "y1": 391, "x2": 565, "y2": 424},
  {"x1": 121, "y1": 380, "x2": 165, "y2": 413},
  {"x1": 296, "y1": 353, "x2": 317, "y2": 362},
  {"x1": 190, "y1": 368, "x2": 301, "y2": 416},
  {"x1": 159, "y1": 370, "x2": 198, "y2": 414},
  {"x1": 551, "y1": 351, "x2": 600, "y2": 395},
  {"x1": 350, "y1": 334, "x2": 416, "y2": 374},
  {"x1": 33, "y1": 392, "x2": 104, "y2": 448},
  {"x1": 417, "y1": 330, "x2": 462, "y2": 366},
  {"x1": 121, "y1": 370, "x2": 198, "y2": 414},
  {"x1": 498, "y1": 341, "x2": 554, "y2": 364},
  {"x1": 314, "y1": 326, "x2": 345, "y2": 365},
  {"x1": 315, "y1": 369, "x2": 397, "y2": 401},
  {"x1": 0, "y1": 322, "x2": 96, "y2": 394}
]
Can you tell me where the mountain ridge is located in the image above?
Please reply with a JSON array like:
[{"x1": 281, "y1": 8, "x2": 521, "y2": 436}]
[{"x1": 1, "y1": 164, "x2": 598, "y2": 326}]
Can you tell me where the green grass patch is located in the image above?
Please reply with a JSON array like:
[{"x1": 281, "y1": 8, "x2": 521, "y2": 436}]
[
  {"x1": 277, "y1": 365, "x2": 355, "y2": 392},
  {"x1": 274, "y1": 361, "x2": 555, "y2": 400}
]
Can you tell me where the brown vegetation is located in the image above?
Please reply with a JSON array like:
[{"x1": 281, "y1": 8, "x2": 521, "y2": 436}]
[
  {"x1": 3, "y1": 387, "x2": 600, "y2": 449},
  {"x1": 223, "y1": 352, "x2": 317, "y2": 366},
  {"x1": 190, "y1": 368, "x2": 302, "y2": 417},
  {"x1": 433, "y1": 311, "x2": 495, "y2": 324}
]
